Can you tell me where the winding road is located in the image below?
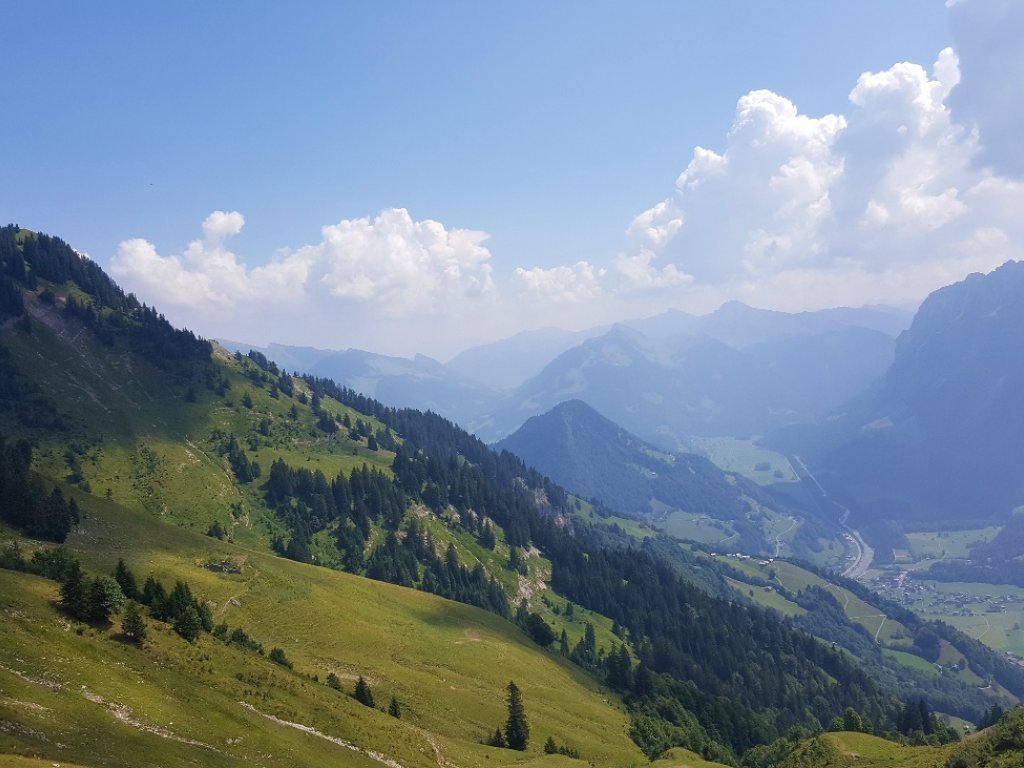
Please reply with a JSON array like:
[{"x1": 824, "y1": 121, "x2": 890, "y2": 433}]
[{"x1": 791, "y1": 455, "x2": 874, "y2": 579}]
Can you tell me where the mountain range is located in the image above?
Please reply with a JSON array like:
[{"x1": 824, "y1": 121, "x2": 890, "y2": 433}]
[
  {"x1": 2, "y1": 224, "x2": 1023, "y2": 768},
  {"x1": 225, "y1": 301, "x2": 911, "y2": 448}
]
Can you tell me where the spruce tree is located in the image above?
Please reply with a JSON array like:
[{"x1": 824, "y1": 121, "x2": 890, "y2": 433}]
[
  {"x1": 354, "y1": 675, "x2": 375, "y2": 708},
  {"x1": 113, "y1": 559, "x2": 139, "y2": 600},
  {"x1": 505, "y1": 680, "x2": 529, "y2": 751},
  {"x1": 59, "y1": 561, "x2": 88, "y2": 619},
  {"x1": 86, "y1": 576, "x2": 125, "y2": 623},
  {"x1": 174, "y1": 604, "x2": 202, "y2": 642},
  {"x1": 487, "y1": 727, "x2": 506, "y2": 748},
  {"x1": 121, "y1": 602, "x2": 147, "y2": 644}
]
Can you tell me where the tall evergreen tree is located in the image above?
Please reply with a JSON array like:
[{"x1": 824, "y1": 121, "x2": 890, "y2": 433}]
[
  {"x1": 505, "y1": 680, "x2": 529, "y2": 751},
  {"x1": 113, "y1": 558, "x2": 139, "y2": 600},
  {"x1": 59, "y1": 561, "x2": 88, "y2": 619},
  {"x1": 121, "y1": 601, "x2": 147, "y2": 644},
  {"x1": 173, "y1": 604, "x2": 203, "y2": 642},
  {"x1": 354, "y1": 675, "x2": 375, "y2": 708},
  {"x1": 86, "y1": 576, "x2": 125, "y2": 623}
]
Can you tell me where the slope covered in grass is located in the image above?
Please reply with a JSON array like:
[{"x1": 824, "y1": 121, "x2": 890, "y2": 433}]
[{"x1": 1, "y1": 496, "x2": 644, "y2": 767}]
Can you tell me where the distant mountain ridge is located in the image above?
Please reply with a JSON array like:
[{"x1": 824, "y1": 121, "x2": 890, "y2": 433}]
[
  {"x1": 224, "y1": 302, "x2": 911, "y2": 446},
  {"x1": 446, "y1": 325, "x2": 610, "y2": 390},
  {"x1": 473, "y1": 315, "x2": 900, "y2": 446}
]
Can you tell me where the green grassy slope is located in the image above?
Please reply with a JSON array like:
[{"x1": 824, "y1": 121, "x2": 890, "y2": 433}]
[
  {"x1": 0, "y1": 293, "x2": 644, "y2": 767},
  {"x1": 1, "y1": 500, "x2": 644, "y2": 767}
]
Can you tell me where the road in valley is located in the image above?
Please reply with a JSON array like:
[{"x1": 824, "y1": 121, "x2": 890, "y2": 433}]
[{"x1": 790, "y1": 455, "x2": 874, "y2": 579}]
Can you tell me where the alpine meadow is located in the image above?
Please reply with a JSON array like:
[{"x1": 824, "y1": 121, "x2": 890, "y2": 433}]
[{"x1": 4, "y1": 3, "x2": 1024, "y2": 768}]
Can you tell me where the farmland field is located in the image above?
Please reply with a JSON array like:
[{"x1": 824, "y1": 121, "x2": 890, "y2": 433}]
[{"x1": 687, "y1": 437, "x2": 798, "y2": 485}]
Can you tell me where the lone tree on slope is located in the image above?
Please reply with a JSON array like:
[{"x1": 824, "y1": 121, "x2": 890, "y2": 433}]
[
  {"x1": 505, "y1": 680, "x2": 529, "y2": 751},
  {"x1": 354, "y1": 676, "x2": 375, "y2": 708}
]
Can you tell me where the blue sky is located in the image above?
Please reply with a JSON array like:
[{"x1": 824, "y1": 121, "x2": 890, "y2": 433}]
[{"x1": 4, "y1": 1, "x2": 1022, "y2": 358}]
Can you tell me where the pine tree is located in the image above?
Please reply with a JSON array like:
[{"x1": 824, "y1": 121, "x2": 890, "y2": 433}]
[
  {"x1": 87, "y1": 576, "x2": 125, "y2": 623},
  {"x1": 59, "y1": 561, "x2": 88, "y2": 619},
  {"x1": 174, "y1": 604, "x2": 202, "y2": 642},
  {"x1": 487, "y1": 727, "x2": 507, "y2": 748},
  {"x1": 113, "y1": 558, "x2": 139, "y2": 600},
  {"x1": 505, "y1": 680, "x2": 529, "y2": 751},
  {"x1": 354, "y1": 676, "x2": 375, "y2": 708},
  {"x1": 121, "y1": 602, "x2": 147, "y2": 644}
]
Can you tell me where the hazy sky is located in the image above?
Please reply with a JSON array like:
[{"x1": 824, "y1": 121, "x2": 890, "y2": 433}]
[{"x1": 4, "y1": 1, "x2": 1022, "y2": 359}]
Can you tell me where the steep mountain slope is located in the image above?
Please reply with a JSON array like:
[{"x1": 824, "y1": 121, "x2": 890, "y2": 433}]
[
  {"x1": 495, "y1": 400, "x2": 797, "y2": 555},
  {"x1": 623, "y1": 301, "x2": 911, "y2": 347},
  {"x1": 778, "y1": 260, "x2": 1024, "y2": 531},
  {"x1": 446, "y1": 325, "x2": 609, "y2": 391}
]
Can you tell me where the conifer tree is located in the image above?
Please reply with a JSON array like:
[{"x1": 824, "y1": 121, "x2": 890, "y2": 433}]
[
  {"x1": 87, "y1": 576, "x2": 125, "y2": 623},
  {"x1": 59, "y1": 561, "x2": 88, "y2": 619},
  {"x1": 121, "y1": 601, "x2": 147, "y2": 644},
  {"x1": 505, "y1": 680, "x2": 529, "y2": 751},
  {"x1": 487, "y1": 727, "x2": 507, "y2": 748},
  {"x1": 354, "y1": 675, "x2": 375, "y2": 708},
  {"x1": 388, "y1": 695, "x2": 401, "y2": 718},
  {"x1": 113, "y1": 558, "x2": 139, "y2": 600},
  {"x1": 174, "y1": 604, "x2": 202, "y2": 642}
]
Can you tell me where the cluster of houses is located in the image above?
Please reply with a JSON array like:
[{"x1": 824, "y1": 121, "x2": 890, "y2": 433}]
[{"x1": 869, "y1": 570, "x2": 1023, "y2": 618}]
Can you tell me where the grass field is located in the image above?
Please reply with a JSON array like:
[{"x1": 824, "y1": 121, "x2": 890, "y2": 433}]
[
  {"x1": 658, "y1": 511, "x2": 737, "y2": 546},
  {"x1": 912, "y1": 581, "x2": 1024, "y2": 655},
  {"x1": 723, "y1": 558, "x2": 912, "y2": 644},
  {"x1": 687, "y1": 437, "x2": 798, "y2": 485},
  {"x1": 905, "y1": 528, "x2": 1001, "y2": 561},
  {"x1": 650, "y1": 747, "x2": 730, "y2": 768},
  {"x1": 824, "y1": 731, "x2": 953, "y2": 767},
  {"x1": 0, "y1": 495, "x2": 646, "y2": 768},
  {"x1": 883, "y1": 648, "x2": 939, "y2": 676},
  {"x1": 726, "y1": 577, "x2": 806, "y2": 617}
]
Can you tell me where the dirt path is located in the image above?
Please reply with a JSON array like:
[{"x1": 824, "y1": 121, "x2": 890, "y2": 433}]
[
  {"x1": 240, "y1": 702, "x2": 405, "y2": 768},
  {"x1": 775, "y1": 516, "x2": 797, "y2": 557},
  {"x1": 83, "y1": 689, "x2": 219, "y2": 751}
]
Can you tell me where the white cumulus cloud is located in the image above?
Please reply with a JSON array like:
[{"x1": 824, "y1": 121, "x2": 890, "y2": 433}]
[
  {"x1": 947, "y1": 0, "x2": 1024, "y2": 178},
  {"x1": 110, "y1": 208, "x2": 499, "y2": 357},
  {"x1": 513, "y1": 261, "x2": 605, "y2": 303},
  {"x1": 613, "y1": 43, "x2": 1024, "y2": 312},
  {"x1": 111, "y1": 208, "x2": 494, "y2": 314}
]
